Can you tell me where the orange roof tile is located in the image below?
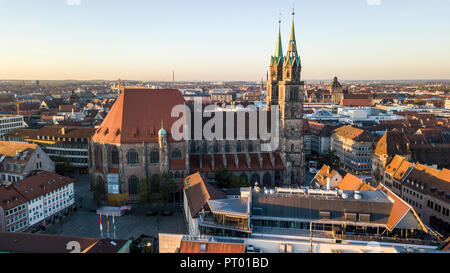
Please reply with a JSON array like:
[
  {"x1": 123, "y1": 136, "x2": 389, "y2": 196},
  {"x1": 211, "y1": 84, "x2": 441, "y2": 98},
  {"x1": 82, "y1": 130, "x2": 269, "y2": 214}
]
[
  {"x1": 92, "y1": 88, "x2": 186, "y2": 144},
  {"x1": 337, "y1": 173, "x2": 364, "y2": 191}
]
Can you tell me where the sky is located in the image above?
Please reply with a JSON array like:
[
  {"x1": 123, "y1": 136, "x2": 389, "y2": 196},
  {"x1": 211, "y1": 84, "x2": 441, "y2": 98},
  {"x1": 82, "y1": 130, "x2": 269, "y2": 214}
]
[{"x1": 0, "y1": 0, "x2": 449, "y2": 81}]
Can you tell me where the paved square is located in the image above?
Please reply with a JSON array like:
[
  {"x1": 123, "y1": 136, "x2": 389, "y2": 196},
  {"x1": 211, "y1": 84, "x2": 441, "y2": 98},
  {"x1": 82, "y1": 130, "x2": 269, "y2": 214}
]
[{"x1": 41, "y1": 174, "x2": 187, "y2": 240}]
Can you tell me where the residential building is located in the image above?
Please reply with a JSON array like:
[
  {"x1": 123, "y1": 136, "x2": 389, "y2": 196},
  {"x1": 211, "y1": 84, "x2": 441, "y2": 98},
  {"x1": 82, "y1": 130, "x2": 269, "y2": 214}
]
[
  {"x1": 382, "y1": 155, "x2": 450, "y2": 238},
  {"x1": 371, "y1": 130, "x2": 411, "y2": 185},
  {"x1": 11, "y1": 171, "x2": 75, "y2": 229},
  {"x1": 310, "y1": 164, "x2": 342, "y2": 189},
  {"x1": 0, "y1": 141, "x2": 55, "y2": 185},
  {"x1": 0, "y1": 185, "x2": 28, "y2": 232},
  {"x1": 330, "y1": 125, "x2": 378, "y2": 174}
]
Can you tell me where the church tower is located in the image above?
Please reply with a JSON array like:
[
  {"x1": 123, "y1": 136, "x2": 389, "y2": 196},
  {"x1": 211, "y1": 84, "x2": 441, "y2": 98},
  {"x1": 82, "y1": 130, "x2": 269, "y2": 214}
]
[
  {"x1": 266, "y1": 18, "x2": 284, "y2": 111},
  {"x1": 268, "y1": 9, "x2": 305, "y2": 185}
]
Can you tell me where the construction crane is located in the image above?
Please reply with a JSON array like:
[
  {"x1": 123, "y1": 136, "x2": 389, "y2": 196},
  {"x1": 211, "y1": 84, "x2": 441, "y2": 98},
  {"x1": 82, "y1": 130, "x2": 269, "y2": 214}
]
[{"x1": 15, "y1": 100, "x2": 36, "y2": 115}]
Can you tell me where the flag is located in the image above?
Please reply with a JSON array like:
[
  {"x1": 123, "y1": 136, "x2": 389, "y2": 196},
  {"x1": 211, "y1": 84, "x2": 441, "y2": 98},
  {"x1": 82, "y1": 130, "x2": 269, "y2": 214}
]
[
  {"x1": 113, "y1": 216, "x2": 116, "y2": 238},
  {"x1": 99, "y1": 214, "x2": 103, "y2": 232},
  {"x1": 107, "y1": 217, "x2": 110, "y2": 234}
]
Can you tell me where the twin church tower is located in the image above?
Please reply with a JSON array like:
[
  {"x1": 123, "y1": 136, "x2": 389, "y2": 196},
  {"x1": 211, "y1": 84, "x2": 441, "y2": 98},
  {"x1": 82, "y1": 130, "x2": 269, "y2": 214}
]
[{"x1": 266, "y1": 10, "x2": 305, "y2": 185}]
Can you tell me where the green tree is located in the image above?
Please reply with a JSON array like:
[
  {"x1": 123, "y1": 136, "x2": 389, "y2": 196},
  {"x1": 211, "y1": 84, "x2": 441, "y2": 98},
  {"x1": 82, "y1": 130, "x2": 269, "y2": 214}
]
[
  {"x1": 214, "y1": 168, "x2": 232, "y2": 188},
  {"x1": 230, "y1": 175, "x2": 250, "y2": 188},
  {"x1": 160, "y1": 173, "x2": 177, "y2": 206},
  {"x1": 137, "y1": 178, "x2": 152, "y2": 206},
  {"x1": 92, "y1": 182, "x2": 106, "y2": 208},
  {"x1": 318, "y1": 150, "x2": 338, "y2": 169}
]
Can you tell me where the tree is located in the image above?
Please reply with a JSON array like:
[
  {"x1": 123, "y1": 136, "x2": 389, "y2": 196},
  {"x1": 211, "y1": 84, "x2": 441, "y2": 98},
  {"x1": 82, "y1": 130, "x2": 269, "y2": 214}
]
[
  {"x1": 137, "y1": 178, "x2": 152, "y2": 207},
  {"x1": 92, "y1": 182, "x2": 106, "y2": 208},
  {"x1": 318, "y1": 150, "x2": 338, "y2": 168},
  {"x1": 214, "y1": 168, "x2": 232, "y2": 188},
  {"x1": 160, "y1": 173, "x2": 177, "y2": 206},
  {"x1": 230, "y1": 175, "x2": 250, "y2": 188}
]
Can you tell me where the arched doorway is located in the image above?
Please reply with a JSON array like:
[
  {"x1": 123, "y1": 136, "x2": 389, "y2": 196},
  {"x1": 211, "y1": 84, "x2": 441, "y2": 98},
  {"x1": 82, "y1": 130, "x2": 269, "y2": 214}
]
[
  {"x1": 275, "y1": 171, "x2": 282, "y2": 186},
  {"x1": 128, "y1": 175, "x2": 139, "y2": 195},
  {"x1": 250, "y1": 173, "x2": 260, "y2": 185},
  {"x1": 240, "y1": 173, "x2": 248, "y2": 183},
  {"x1": 263, "y1": 172, "x2": 272, "y2": 187}
]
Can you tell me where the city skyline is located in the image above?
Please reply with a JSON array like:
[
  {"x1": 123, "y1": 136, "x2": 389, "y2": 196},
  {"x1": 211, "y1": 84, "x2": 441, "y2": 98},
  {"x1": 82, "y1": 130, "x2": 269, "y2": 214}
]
[{"x1": 1, "y1": 0, "x2": 450, "y2": 81}]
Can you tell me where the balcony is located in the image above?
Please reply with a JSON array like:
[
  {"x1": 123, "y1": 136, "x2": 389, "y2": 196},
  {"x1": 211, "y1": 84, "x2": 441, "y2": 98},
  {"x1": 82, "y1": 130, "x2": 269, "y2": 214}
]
[{"x1": 198, "y1": 212, "x2": 251, "y2": 233}]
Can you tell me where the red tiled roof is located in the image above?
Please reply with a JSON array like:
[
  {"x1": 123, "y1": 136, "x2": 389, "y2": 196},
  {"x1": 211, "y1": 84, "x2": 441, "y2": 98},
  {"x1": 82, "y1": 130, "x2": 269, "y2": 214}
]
[
  {"x1": 377, "y1": 184, "x2": 426, "y2": 232},
  {"x1": 12, "y1": 172, "x2": 74, "y2": 201},
  {"x1": 0, "y1": 186, "x2": 27, "y2": 211},
  {"x1": 92, "y1": 88, "x2": 186, "y2": 144},
  {"x1": 183, "y1": 173, "x2": 226, "y2": 218}
]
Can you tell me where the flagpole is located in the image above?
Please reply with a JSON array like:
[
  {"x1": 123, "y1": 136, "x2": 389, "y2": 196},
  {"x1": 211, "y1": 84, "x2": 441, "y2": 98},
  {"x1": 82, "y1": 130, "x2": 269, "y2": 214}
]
[
  {"x1": 113, "y1": 215, "x2": 116, "y2": 239},
  {"x1": 107, "y1": 216, "x2": 110, "y2": 238},
  {"x1": 99, "y1": 213, "x2": 103, "y2": 238}
]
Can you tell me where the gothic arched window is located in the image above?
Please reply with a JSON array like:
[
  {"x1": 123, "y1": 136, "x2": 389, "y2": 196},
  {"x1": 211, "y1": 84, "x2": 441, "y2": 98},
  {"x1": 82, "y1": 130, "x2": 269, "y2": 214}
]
[
  {"x1": 150, "y1": 149, "x2": 159, "y2": 164},
  {"x1": 111, "y1": 146, "x2": 119, "y2": 165},
  {"x1": 127, "y1": 149, "x2": 138, "y2": 165},
  {"x1": 225, "y1": 142, "x2": 230, "y2": 153},
  {"x1": 214, "y1": 142, "x2": 219, "y2": 153},
  {"x1": 248, "y1": 142, "x2": 253, "y2": 152},
  {"x1": 237, "y1": 141, "x2": 242, "y2": 153}
]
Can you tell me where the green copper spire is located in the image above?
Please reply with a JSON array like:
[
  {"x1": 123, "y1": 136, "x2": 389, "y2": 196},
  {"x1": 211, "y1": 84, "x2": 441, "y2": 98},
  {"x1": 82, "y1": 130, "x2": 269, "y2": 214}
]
[
  {"x1": 271, "y1": 17, "x2": 283, "y2": 65},
  {"x1": 285, "y1": 8, "x2": 300, "y2": 66}
]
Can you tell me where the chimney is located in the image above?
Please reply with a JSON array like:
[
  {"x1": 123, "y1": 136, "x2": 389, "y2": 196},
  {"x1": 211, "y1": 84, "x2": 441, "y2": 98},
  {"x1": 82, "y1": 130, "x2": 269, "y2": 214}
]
[{"x1": 326, "y1": 178, "x2": 331, "y2": 191}]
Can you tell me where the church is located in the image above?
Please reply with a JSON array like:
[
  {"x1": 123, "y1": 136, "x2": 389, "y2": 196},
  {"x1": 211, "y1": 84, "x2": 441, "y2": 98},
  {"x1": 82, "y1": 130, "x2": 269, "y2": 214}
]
[{"x1": 89, "y1": 13, "x2": 306, "y2": 200}]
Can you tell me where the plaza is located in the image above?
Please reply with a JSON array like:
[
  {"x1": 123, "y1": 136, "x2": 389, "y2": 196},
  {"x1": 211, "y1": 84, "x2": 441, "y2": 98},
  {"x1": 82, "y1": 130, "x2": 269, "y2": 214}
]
[{"x1": 41, "y1": 174, "x2": 186, "y2": 240}]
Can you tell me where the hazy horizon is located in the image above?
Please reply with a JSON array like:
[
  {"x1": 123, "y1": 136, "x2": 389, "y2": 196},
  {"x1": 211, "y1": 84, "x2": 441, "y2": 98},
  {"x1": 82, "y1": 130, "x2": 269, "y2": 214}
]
[{"x1": 1, "y1": 0, "x2": 450, "y2": 81}]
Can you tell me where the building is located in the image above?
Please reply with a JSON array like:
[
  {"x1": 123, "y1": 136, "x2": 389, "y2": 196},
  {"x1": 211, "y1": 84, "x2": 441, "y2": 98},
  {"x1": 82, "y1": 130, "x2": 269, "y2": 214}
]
[
  {"x1": 177, "y1": 235, "x2": 245, "y2": 253},
  {"x1": 0, "y1": 184, "x2": 28, "y2": 232},
  {"x1": 305, "y1": 121, "x2": 335, "y2": 155},
  {"x1": 310, "y1": 164, "x2": 342, "y2": 189},
  {"x1": 210, "y1": 89, "x2": 236, "y2": 103},
  {"x1": 89, "y1": 14, "x2": 307, "y2": 201},
  {"x1": 0, "y1": 171, "x2": 75, "y2": 232},
  {"x1": 382, "y1": 155, "x2": 450, "y2": 238},
  {"x1": 4, "y1": 126, "x2": 95, "y2": 172},
  {"x1": 329, "y1": 77, "x2": 344, "y2": 104},
  {"x1": 0, "y1": 115, "x2": 25, "y2": 136},
  {"x1": 182, "y1": 173, "x2": 436, "y2": 245},
  {"x1": 11, "y1": 171, "x2": 75, "y2": 229},
  {"x1": 0, "y1": 141, "x2": 55, "y2": 185},
  {"x1": 183, "y1": 172, "x2": 226, "y2": 235},
  {"x1": 337, "y1": 173, "x2": 374, "y2": 191},
  {"x1": 266, "y1": 11, "x2": 305, "y2": 185},
  {"x1": 159, "y1": 233, "x2": 445, "y2": 253},
  {"x1": 0, "y1": 232, "x2": 130, "y2": 253},
  {"x1": 340, "y1": 93, "x2": 372, "y2": 107},
  {"x1": 330, "y1": 126, "x2": 378, "y2": 174},
  {"x1": 371, "y1": 130, "x2": 411, "y2": 185}
]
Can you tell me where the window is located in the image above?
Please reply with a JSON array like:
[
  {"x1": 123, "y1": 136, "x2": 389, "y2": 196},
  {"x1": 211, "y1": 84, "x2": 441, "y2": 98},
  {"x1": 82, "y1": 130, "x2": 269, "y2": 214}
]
[
  {"x1": 237, "y1": 141, "x2": 242, "y2": 153},
  {"x1": 225, "y1": 142, "x2": 230, "y2": 153},
  {"x1": 127, "y1": 149, "x2": 139, "y2": 165},
  {"x1": 171, "y1": 149, "x2": 182, "y2": 159},
  {"x1": 111, "y1": 147, "x2": 119, "y2": 165},
  {"x1": 150, "y1": 149, "x2": 159, "y2": 164}
]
